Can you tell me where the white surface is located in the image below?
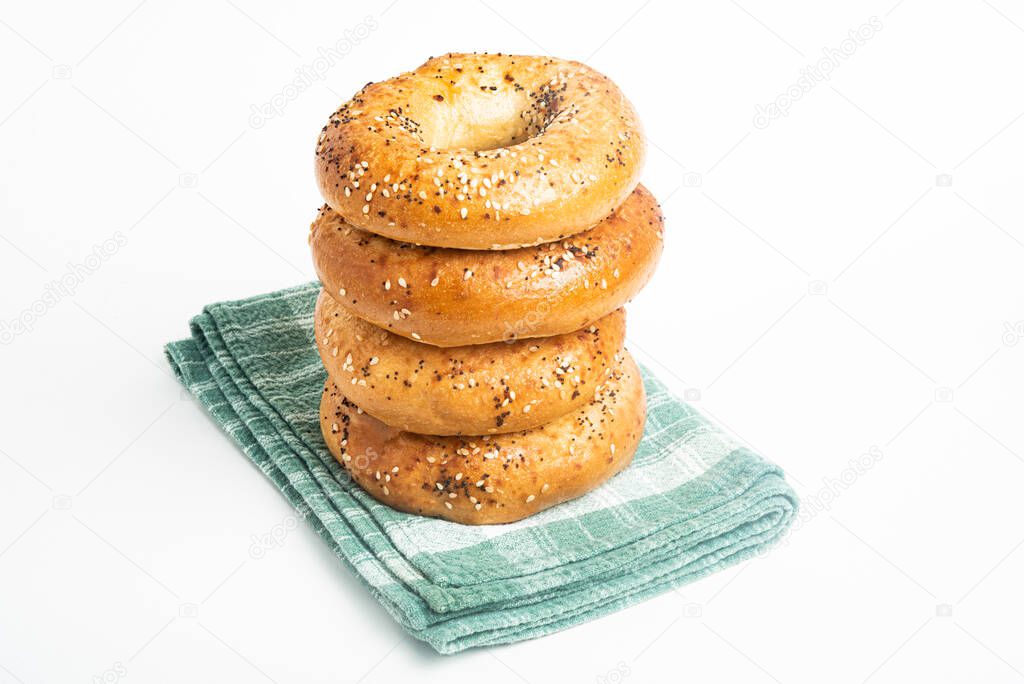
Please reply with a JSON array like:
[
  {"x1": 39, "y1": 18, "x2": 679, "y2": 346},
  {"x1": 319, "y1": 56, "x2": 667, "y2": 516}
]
[{"x1": 1, "y1": 0, "x2": 1023, "y2": 681}]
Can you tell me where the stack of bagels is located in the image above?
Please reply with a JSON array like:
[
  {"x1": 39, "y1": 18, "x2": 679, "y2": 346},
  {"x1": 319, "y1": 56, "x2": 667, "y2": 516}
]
[{"x1": 312, "y1": 53, "x2": 663, "y2": 524}]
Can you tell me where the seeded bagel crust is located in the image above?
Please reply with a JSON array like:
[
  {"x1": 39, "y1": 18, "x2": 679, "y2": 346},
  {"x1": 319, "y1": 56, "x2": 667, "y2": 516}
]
[
  {"x1": 315, "y1": 288, "x2": 625, "y2": 435},
  {"x1": 309, "y1": 184, "x2": 663, "y2": 347},
  {"x1": 319, "y1": 351, "x2": 646, "y2": 525},
  {"x1": 315, "y1": 52, "x2": 645, "y2": 249}
]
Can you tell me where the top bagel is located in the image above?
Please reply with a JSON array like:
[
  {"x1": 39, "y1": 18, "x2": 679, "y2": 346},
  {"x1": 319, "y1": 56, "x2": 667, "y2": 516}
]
[{"x1": 315, "y1": 53, "x2": 645, "y2": 250}]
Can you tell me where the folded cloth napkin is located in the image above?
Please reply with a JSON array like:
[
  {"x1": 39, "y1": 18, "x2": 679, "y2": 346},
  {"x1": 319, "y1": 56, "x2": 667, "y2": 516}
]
[{"x1": 165, "y1": 282, "x2": 798, "y2": 654}]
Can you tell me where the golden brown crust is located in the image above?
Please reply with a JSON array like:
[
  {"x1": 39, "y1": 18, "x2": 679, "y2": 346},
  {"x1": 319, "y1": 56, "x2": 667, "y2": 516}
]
[
  {"x1": 314, "y1": 52, "x2": 645, "y2": 249},
  {"x1": 319, "y1": 351, "x2": 646, "y2": 524},
  {"x1": 310, "y1": 184, "x2": 663, "y2": 347},
  {"x1": 315, "y1": 288, "x2": 626, "y2": 435}
]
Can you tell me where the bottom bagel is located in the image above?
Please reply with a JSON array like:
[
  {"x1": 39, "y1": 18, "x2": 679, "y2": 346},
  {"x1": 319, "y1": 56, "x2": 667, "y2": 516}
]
[{"x1": 319, "y1": 351, "x2": 646, "y2": 525}]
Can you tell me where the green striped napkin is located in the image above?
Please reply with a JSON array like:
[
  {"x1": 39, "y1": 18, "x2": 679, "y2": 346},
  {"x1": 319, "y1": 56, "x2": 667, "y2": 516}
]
[{"x1": 165, "y1": 282, "x2": 798, "y2": 654}]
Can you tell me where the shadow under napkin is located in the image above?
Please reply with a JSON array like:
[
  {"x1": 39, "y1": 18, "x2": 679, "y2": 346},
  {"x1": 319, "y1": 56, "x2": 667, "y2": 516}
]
[{"x1": 165, "y1": 282, "x2": 798, "y2": 654}]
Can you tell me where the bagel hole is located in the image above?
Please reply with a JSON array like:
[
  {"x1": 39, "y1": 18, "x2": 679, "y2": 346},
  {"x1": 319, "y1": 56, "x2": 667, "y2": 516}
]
[{"x1": 417, "y1": 90, "x2": 563, "y2": 152}]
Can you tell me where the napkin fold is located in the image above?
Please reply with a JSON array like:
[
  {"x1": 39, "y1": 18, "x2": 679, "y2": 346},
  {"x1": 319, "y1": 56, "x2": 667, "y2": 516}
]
[{"x1": 165, "y1": 282, "x2": 797, "y2": 654}]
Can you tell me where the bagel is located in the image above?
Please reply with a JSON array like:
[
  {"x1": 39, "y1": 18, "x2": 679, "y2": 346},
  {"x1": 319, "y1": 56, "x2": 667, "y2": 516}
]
[
  {"x1": 314, "y1": 52, "x2": 645, "y2": 249},
  {"x1": 315, "y1": 288, "x2": 626, "y2": 435},
  {"x1": 319, "y1": 351, "x2": 646, "y2": 524},
  {"x1": 309, "y1": 184, "x2": 663, "y2": 347}
]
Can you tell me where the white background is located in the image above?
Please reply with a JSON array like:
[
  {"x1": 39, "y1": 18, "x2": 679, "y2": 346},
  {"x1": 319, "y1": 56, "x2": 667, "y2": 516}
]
[{"x1": 1, "y1": 0, "x2": 1023, "y2": 681}]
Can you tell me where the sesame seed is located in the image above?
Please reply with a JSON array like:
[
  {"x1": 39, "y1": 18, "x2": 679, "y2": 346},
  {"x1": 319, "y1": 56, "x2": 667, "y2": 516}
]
[
  {"x1": 474, "y1": 503, "x2": 482, "y2": 511},
  {"x1": 338, "y1": 287, "x2": 346, "y2": 296},
  {"x1": 464, "y1": 269, "x2": 473, "y2": 280},
  {"x1": 430, "y1": 276, "x2": 439, "y2": 287},
  {"x1": 382, "y1": 486, "x2": 389, "y2": 496},
  {"x1": 397, "y1": 277, "x2": 407, "y2": 288},
  {"x1": 384, "y1": 279, "x2": 391, "y2": 290},
  {"x1": 369, "y1": 356, "x2": 379, "y2": 365},
  {"x1": 444, "y1": 501, "x2": 453, "y2": 509},
  {"x1": 436, "y1": 482, "x2": 444, "y2": 490},
  {"x1": 411, "y1": 332, "x2": 422, "y2": 340},
  {"x1": 460, "y1": 207, "x2": 468, "y2": 219},
  {"x1": 362, "y1": 204, "x2": 369, "y2": 214},
  {"x1": 526, "y1": 494, "x2": 536, "y2": 503},
  {"x1": 541, "y1": 483, "x2": 550, "y2": 493}
]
